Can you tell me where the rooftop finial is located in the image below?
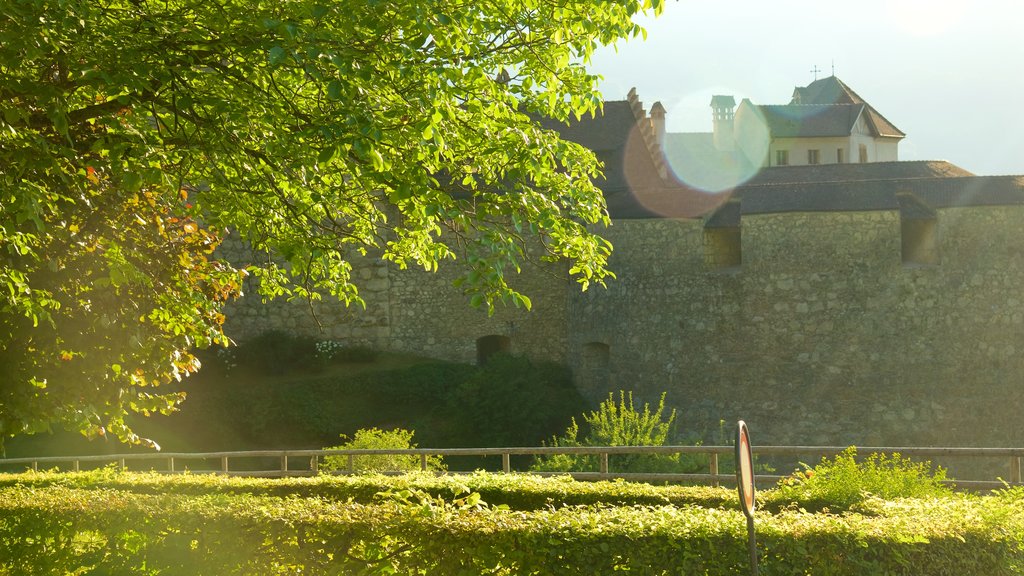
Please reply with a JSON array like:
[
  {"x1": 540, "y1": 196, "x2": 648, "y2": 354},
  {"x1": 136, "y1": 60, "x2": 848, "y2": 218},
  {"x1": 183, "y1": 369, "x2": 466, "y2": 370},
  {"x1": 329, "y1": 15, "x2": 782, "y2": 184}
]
[{"x1": 810, "y1": 65, "x2": 822, "y2": 81}]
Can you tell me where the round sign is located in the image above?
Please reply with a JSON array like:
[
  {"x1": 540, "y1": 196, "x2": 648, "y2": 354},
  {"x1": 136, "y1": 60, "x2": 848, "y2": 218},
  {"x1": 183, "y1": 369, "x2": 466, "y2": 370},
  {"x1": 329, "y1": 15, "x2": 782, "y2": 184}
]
[{"x1": 735, "y1": 420, "x2": 755, "y2": 518}]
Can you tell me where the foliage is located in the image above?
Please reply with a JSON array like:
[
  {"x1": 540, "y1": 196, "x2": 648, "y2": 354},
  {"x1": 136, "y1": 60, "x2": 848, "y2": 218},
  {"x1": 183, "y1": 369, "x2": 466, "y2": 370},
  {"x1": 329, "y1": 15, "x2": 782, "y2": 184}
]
[
  {"x1": 231, "y1": 329, "x2": 319, "y2": 375},
  {"x1": 314, "y1": 341, "x2": 378, "y2": 365},
  {"x1": 0, "y1": 0, "x2": 659, "y2": 447},
  {"x1": 0, "y1": 469, "x2": 738, "y2": 511},
  {"x1": 766, "y1": 446, "x2": 954, "y2": 513},
  {"x1": 138, "y1": 351, "x2": 585, "y2": 455},
  {"x1": 531, "y1": 391, "x2": 704, "y2": 473},
  {"x1": 321, "y1": 427, "x2": 445, "y2": 473},
  {"x1": 1, "y1": 471, "x2": 1022, "y2": 575},
  {"x1": 443, "y1": 353, "x2": 587, "y2": 448}
]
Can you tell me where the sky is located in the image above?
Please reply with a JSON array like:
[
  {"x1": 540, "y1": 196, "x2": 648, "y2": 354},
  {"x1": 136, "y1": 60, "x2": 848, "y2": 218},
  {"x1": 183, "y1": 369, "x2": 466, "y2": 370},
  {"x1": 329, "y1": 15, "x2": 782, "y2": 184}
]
[{"x1": 587, "y1": 0, "x2": 1024, "y2": 176}]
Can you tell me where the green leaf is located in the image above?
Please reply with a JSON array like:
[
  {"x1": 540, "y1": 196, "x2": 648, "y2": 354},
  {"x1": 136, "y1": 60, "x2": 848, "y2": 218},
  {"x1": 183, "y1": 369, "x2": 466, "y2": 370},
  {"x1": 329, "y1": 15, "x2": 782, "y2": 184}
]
[
  {"x1": 268, "y1": 46, "x2": 286, "y2": 66},
  {"x1": 326, "y1": 80, "x2": 343, "y2": 101}
]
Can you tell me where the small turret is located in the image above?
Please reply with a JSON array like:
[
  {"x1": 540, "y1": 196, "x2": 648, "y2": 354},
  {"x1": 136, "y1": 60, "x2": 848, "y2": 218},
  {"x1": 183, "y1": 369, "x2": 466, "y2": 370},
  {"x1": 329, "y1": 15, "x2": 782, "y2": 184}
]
[
  {"x1": 711, "y1": 95, "x2": 736, "y2": 151},
  {"x1": 649, "y1": 101, "x2": 666, "y2": 148}
]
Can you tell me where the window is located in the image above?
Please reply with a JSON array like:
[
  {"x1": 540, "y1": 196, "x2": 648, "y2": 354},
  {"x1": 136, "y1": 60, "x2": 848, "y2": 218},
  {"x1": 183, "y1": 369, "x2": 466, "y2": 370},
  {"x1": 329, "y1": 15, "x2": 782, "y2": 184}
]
[
  {"x1": 776, "y1": 149, "x2": 789, "y2": 166},
  {"x1": 859, "y1": 144, "x2": 868, "y2": 163},
  {"x1": 807, "y1": 149, "x2": 820, "y2": 165},
  {"x1": 476, "y1": 335, "x2": 511, "y2": 365},
  {"x1": 837, "y1": 148, "x2": 845, "y2": 164}
]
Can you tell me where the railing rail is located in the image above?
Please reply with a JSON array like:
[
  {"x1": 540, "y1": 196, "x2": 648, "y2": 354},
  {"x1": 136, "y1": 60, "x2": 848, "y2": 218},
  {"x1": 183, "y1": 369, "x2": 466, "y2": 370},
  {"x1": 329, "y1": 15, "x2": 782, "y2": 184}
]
[{"x1": 3, "y1": 445, "x2": 1022, "y2": 490}]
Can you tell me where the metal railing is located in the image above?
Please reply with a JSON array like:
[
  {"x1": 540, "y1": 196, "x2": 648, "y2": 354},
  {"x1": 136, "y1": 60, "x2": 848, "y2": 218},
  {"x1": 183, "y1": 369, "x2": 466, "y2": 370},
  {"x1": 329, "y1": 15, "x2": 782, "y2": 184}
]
[{"x1": 2, "y1": 445, "x2": 1022, "y2": 490}]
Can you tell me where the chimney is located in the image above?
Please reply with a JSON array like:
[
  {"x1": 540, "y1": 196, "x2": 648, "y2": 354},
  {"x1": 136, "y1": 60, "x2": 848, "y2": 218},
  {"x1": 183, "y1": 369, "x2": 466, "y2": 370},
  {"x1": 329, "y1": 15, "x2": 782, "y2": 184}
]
[
  {"x1": 649, "y1": 101, "x2": 666, "y2": 149},
  {"x1": 710, "y1": 95, "x2": 736, "y2": 151}
]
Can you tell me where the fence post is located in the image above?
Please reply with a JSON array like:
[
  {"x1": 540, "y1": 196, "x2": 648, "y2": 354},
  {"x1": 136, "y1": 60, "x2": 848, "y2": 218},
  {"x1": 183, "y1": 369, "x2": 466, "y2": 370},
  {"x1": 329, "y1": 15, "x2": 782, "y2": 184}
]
[
  {"x1": 119, "y1": 458, "x2": 126, "y2": 471},
  {"x1": 168, "y1": 457, "x2": 175, "y2": 473},
  {"x1": 420, "y1": 454, "x2": 428, "y2": 471},
  {"x1": 502, "y1": 453, "x2": 511, "y2": 474},
  {"x1": 310, "y1": 455, "x2": 319, "y2": 476},
  {"x1": 710, "y1": 453, "x2": 720, "y2": 487},
  {"x1": 32, "y1": 461, "x2": 38, "y2": 472},
  {"x1": 1012, "y1": 456, "x2": 1022, "y2": 484},
  {"x1": 600, "y1": 452, "x2": 609, "y2": 476},
  {"x1": 73, "y1": 460, "x2": 80, "y2": 473},
  {"x1": 347, "y1": 454, "x2": 354, "y2": 474},
  {"x1": 221, "y1": 456, "x2": 229, "y2": 473},
  {"x1": 280, "y1": 454, "x2": 289, "y2": 474}
]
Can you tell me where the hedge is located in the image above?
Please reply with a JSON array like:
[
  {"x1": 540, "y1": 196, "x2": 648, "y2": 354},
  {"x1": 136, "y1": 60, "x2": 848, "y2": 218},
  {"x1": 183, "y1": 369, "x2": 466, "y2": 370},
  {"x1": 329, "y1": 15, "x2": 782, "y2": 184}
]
[
  {"x1": 0, "y1": 469, "x2": 738, "y2": 511},
  {"x1": 0, "y1": 472, "x2": 1022, "y2": 575}
]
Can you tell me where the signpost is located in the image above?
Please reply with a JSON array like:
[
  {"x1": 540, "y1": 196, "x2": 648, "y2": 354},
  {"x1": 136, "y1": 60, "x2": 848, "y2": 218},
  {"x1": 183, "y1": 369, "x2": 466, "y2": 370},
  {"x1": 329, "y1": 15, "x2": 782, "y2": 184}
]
[{"x1": 735, "y1": 420, "x2": 758, "y2": 576}]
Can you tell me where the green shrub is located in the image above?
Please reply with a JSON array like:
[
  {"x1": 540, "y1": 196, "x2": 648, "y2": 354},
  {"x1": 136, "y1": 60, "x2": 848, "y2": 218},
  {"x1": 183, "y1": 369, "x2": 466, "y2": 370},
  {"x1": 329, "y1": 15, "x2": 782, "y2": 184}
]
[
  {"x1": 1, "y1": 474, "x2": 1021, "y2": 575},
  {"x1": 321, "y1": 428, "x2": 445, "y2": 473},
  {"x1": 443, "y1": 353, "x2": 587, "y2": 448},
  {"x1": 314, "y1": 341, "x2": 379, "y2": 364},
  {"x1": 766, "y1": 446, "x2": 953, "y2": 512},
  {"x1": 531, "y1": 391, "x2": 704, "y2": 474},
  {"x1": 232, "y1": 329, "x2": 320, "y2": 375}
]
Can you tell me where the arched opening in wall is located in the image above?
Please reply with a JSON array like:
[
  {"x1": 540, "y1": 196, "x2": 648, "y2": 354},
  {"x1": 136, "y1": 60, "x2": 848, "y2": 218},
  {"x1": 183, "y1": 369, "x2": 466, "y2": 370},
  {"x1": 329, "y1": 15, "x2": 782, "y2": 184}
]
[
  {"x1": 476, "y1": 335, "x2": 511, "y2": 365},
  {"x1": 580, "y1": 341, "x2": 611, "y2": 392}
]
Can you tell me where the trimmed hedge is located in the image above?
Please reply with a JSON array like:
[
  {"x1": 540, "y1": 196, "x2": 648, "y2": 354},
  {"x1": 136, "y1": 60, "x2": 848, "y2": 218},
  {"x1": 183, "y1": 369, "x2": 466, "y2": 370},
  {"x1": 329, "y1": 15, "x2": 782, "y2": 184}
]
[
  {"x1": 0, "y1": 472, "x2": 1022, "y2": 575},
  {"x1": 0, "y1": 469, "x2": 738, "y2": 511}
]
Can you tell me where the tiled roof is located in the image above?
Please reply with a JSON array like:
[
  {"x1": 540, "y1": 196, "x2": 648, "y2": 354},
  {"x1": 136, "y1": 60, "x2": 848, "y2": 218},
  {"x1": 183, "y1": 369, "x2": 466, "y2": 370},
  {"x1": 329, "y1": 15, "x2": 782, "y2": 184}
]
[
  {"x1": 662, "y1": 133, "x2": 758, "y2": 192},
  {"x1": 791, "y1": 76, "x2": 904, "y2": 138},
  {"x1": 757, "y1": 104, "x2": 866, "y2": 138},
  {"x1": 745, "y1": 161, "x2": 975, "y2": 186},
  {"x1": 622, "y1": 167, "x2": 1023, "y2": 220},
  {"x1": 725, "y1": 175, "x2": 1024, "y2": 215},
  {"x1": 539, "y1": 99, "x2": 671, "y2": 219}
]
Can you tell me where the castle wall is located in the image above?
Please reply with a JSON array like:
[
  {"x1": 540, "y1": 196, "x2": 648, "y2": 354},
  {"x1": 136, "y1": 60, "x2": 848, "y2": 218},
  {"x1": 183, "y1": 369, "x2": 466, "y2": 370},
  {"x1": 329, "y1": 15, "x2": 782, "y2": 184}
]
[
  {"x1": 569, "y1": 207, "x2": 1024, "y2": 455},
  {"x1": 221, "y1": 204, "x2": 1024, "y2": 464},
  {"x1": 221, "y1": 237, "x2": 570, "y2": 366}
]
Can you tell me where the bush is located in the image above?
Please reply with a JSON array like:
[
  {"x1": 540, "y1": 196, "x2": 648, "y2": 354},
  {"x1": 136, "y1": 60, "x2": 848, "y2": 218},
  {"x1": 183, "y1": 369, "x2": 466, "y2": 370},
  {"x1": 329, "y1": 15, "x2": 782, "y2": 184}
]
[
  {"x1": 232, "y1": 330, "x2": 320, "y2": 375},
  {"x1": 531, "y1": 391, "x2": 704, "y2": 474},
  {"x1": 766, "y1": 446, "x2": 953, "y2": 513},
  {"x1": 1, "y1": 473, "x2": 1021, "y2": 575},
  {"x1": 443, "y1": 353, "x2": 587, "y2": 448},
  {"x1": 321, "y1": 428, "x2": 445, "y2": 473}
]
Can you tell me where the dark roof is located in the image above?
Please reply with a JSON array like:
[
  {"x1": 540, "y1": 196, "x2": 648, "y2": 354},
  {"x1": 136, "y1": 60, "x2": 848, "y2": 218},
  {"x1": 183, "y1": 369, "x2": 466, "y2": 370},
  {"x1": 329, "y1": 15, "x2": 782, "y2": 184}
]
[
  {"x1": 541, "y1": 99, "x2": 673, "y2": 218},
  {"x1": 620, "y1": 163, "x2": 1023, "y2": 220},
  {"x1": 791, "y1": 76, "x2": 904, "y2": 138},
  {"x1": 730, "y1": 175, "x2": 1024, "y2": 215},
  {"x1": 537, "y1": 101, "x2": 637, "y2": 153},
  {"x1": 745, "y1": 161, "x2": 975, "y2": 186},
  {"x1": 757, "y1": 104, "x2": 866, "y2": 138},
  {"x1": 662, "y1": 133, "x2": 758, "y2": 192},
  {"x1": 711, "y1": 95, "x2": 736, "y2": 108}
]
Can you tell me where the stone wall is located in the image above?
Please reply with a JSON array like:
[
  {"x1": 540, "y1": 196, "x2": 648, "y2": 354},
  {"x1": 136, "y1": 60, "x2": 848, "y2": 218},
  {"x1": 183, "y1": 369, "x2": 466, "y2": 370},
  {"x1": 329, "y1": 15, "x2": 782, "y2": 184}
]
[
  {"x1": 221, "y1": 237, "x2": 570, "y2": 365},
  {"x1": 568, "y1": 207, "x2": 1024, "y2": 462},
  {"x1": 221, "y1": 205, "x2": 1024, "y2": 471}
]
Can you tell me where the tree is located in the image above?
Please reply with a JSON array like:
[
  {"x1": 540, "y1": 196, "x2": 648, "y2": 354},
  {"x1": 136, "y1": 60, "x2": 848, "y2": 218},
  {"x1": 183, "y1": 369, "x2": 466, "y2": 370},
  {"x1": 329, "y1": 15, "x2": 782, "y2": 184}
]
[{"x1": 0, "y1": 0, "x2": 660, "y2": 448}]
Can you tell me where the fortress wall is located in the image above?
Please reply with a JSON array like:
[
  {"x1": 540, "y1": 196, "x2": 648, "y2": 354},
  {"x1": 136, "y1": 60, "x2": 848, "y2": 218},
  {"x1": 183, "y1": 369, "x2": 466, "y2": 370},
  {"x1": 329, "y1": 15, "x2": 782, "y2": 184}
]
[
  {"x1": 386, "y1": 255, "x2": 570, "y2": 365},
  {"x1": 570, "y1": 207, "x2": 1024, "y2": 456},
  {"x1": 220, "y1": 235, "x2": 570, "y2": 365},
  {"x1": 220, "y1": 205, "x2": 1024, "y2": 464}
]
